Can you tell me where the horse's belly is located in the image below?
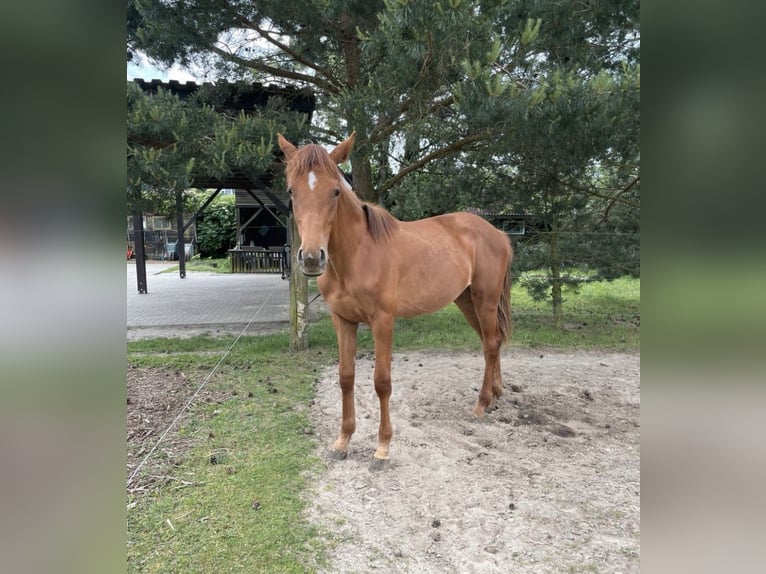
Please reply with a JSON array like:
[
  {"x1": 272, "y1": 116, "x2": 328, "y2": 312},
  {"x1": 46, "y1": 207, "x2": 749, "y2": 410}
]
[
  {"x1": 319, "y1": 257, "x2": 469, "y2": 321},
  {"x1": 395, "y1": 274, "x2": 467, "y2": 318}
]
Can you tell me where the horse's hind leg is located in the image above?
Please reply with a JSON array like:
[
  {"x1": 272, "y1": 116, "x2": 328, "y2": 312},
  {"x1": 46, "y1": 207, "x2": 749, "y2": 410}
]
[
  {"x1": 370, "y1": 314, "x2": 394, "y2": 464},
  {"x1": 454, "y1": 289, "x2": 504, "y2": 410},
  {"x1": 474, "y1": 303, "x2": 504, "y2": 416},
  {"x1": 330, "y1": 313, "x2": 359, "y2": 459},
  {"x1": 454, "y1": 288, "x2": 482, "y2": 336}
]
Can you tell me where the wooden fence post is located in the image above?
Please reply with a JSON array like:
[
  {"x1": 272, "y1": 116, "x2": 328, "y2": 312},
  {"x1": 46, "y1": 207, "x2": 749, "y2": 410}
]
[
  {"x1": 289, "y1": 214, "x2": 309, "y2": 350},
  {"x1": 176, "y1": 190, "x2": 186, "y2": 279}
]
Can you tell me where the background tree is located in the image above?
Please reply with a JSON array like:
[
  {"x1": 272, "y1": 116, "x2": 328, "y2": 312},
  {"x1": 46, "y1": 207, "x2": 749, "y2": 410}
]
[
  {"x1": 127, "y1": 80, "x2": 307, "y2": 235},
  {"x1": 128, "y1": 0, "x2": 639, "y2": 322},
  {"x1": 495, "y1": 66, "x2": 640, "y2": 327},
  {"x1": 381, "y1": 4, "x2": 640, "y2": 327},
  {"x1": 129, "y1": 1, "x2": 636, "y2": 196}
]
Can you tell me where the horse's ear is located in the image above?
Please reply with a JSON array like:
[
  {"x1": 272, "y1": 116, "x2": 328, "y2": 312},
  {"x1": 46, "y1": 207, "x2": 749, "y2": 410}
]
[
  {"x1": 277, "y1": 133, "x2": 297, "y2": 160},
  {"x1": 329, "y1": 132, "x2": 356, "y2": 164}
]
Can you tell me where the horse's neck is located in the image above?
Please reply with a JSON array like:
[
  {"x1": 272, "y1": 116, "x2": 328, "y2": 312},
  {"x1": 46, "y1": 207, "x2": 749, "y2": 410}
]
[{"x1": 327, "y1": 192, "x2": 367, "y2": 276}]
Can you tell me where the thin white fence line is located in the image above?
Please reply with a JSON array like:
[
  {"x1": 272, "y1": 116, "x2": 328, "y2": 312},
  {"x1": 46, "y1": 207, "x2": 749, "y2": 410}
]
[{"x1": 127, "y1": 292, "x2": 273, "y2": 490}]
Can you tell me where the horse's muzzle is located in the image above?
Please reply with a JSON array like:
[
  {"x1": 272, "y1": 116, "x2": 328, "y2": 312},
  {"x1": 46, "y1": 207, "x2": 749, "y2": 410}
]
[{"x1": 298, "y1": 247, "x2": 327, "y2": 276}]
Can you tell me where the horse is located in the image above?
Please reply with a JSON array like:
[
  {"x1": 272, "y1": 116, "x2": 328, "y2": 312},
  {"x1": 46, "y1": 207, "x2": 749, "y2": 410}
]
[{"x1": 278, "y1": 132, "x2": 513, "y2": 468}]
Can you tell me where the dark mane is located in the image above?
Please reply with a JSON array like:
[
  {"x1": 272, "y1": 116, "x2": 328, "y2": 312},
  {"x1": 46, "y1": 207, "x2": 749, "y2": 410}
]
[{"x1": 362, "y1": 203, "x2": 397, "y2": 243}]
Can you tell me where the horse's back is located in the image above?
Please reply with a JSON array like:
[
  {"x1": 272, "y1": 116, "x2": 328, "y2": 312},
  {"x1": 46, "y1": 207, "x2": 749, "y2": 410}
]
[{"x1": 409, "y1": 212, "x2": 511, "y2": 258}]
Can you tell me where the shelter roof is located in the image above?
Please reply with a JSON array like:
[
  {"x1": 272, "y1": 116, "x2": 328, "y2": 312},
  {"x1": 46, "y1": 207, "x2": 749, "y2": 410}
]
[
  {"x1": 132, "y1": 78, "x2": 315, "y2": 117},
  {"x1": 131, "y1": 78, "x2": 314, "y2": 195},
  {"x1": 466, "y1": 208, "x2": 535, "y2": 218}
]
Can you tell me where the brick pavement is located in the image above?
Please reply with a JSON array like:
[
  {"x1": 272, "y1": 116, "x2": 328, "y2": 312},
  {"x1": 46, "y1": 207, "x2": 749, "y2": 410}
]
[{"x1": 127, "y1": 262, "x2": 291, "y2": 339}]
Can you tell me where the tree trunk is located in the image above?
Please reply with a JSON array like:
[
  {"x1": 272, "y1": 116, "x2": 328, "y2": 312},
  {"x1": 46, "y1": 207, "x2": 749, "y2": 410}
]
[
  {"x1": 549, "y1": 225, "x2": 563, "y2": 329},
  {"x1": 289, "y1": 214, "x2": 309, "y2": 350},
  {"x1": 351, "y1": 158, "x2": 375, "y2": 202},
  {"x1": 340, "y1": 16, "x2": 376, "y2": 203}
]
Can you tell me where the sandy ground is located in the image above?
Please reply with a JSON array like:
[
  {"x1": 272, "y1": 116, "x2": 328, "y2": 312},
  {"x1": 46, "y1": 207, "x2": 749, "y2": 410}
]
[{"x1": 305, "y1": 349, "x2": 640, "y2": 574}]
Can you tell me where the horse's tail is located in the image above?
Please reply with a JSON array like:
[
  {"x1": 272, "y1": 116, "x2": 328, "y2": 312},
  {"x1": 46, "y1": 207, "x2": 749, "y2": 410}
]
[{"x1": 497, "y1": 246, "x2": 512, "y2": 343}]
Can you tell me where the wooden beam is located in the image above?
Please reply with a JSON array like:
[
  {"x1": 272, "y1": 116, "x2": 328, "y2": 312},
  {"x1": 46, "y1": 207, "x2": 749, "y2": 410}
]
[
  {"x1": 241, "y1": 206, "x2": 264, "y2": 230},
  {"x1": 184, "y1": 187, "x2": 222, "y2": 232},
  {"x1": 132, "y1": 210, "x2": 148, "y2": 294},
  {"x1": 262, "y1": 189, "x2": 290, "y2": 217},
  {"x1": 244, "y1": 189, "x2": 285, "y2": 227}
]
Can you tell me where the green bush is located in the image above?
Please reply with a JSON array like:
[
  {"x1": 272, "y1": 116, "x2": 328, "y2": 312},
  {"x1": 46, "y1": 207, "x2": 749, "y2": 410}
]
[{"x1": 195, "y1": 194, "x2": 236, "y2": 257}]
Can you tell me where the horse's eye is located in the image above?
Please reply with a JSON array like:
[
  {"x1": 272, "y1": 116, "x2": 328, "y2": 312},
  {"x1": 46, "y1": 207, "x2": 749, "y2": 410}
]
[
  {"x1": 333, "y1": 188, "x2": 340, "y2": 197},
  {"x1": 287, "y1": 187, "x2": 293, "y2": 196}
]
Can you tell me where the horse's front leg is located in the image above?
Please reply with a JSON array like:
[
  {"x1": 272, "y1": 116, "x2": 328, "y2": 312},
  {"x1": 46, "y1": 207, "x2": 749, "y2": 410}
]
[
  {"x1": 370, "y1": 315, "x2": 394, "y2": 463},
  {"x1": 330, "y1": 313, "x2": 358, "y2": 459}
]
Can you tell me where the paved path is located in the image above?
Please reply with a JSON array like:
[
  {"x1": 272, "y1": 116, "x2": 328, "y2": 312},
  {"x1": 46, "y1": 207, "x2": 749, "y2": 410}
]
[{"x1": 127, "y1": 262, "x2": 291, "y2": 340}]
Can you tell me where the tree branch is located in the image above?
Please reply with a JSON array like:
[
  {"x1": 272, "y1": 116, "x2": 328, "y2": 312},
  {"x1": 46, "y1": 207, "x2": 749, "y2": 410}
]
[
  {"x1": 236, "y1": 15, "x2": 343, "y2": 93},
  {"x1": 377, "y1": 131, "x2": 488, "y2": 195},
  {"x1": 207, "y1": 45, "x2": 340, "y2": 94},
  {"x1": 369, "y1": 94, "x2": 455, "y2": 145},
  {"x1": 601, "y1": 175, "x2": 640, "y2": 221},
  {"x1": 543, "y1": 168, "x2": 640, "y2": 211}
]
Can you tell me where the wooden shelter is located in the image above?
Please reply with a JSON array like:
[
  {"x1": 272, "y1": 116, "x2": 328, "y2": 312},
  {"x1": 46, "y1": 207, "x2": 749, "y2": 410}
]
[{"x1": 129, "y1": 79, "x2": 315, "y2": 292}]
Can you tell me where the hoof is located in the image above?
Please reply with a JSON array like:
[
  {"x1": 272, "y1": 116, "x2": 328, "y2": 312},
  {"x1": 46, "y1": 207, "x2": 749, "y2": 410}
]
[
  {"x1": 369, "y1": 458, "x2": 389, "y2": 472},
  {"x1": 327, "y1": 449, "x2": 348, "y2": 461}
]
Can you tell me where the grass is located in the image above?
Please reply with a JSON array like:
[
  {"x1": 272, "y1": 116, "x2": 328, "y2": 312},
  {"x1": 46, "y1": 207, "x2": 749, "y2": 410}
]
[
  {"x1": 162, "y1": 256, "x2": 231, "y2": 274},
  {"x1": 511, "y1": 275, "x2": 640, "y2": 349},
  {"x1": 127, "y1": 347, "x2": 328, "y2": 573},
  {"x1": 127, "y1": 276, "x2": 639, "y2": 573},
  {"x1": 304, "y1": 275, "x2": 639, "y2": 352}
]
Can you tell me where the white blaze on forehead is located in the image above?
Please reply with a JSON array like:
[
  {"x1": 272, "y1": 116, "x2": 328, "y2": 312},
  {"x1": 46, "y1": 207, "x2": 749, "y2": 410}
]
[{"x1": 307, "y1": 171, "x2": 318, "y2": 190}]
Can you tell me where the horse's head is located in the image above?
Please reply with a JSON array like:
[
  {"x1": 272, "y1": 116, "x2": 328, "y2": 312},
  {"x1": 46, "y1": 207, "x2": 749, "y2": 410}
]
[{"x1": 278, "y1": 132, "x2": 356, "y2": 276}]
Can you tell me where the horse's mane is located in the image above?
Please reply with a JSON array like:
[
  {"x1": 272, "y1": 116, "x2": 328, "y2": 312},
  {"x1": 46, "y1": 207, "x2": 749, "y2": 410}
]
[
  {"x1": 285, "y1": 143, "x2": 397, "y2": 243},
  {"x1": 362, "y1": 202, "x2": 397, "y2": 243}
]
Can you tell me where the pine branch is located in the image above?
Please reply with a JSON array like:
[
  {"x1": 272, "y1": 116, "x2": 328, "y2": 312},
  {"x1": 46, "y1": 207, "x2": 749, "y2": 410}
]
[
  {"x1": 369, "y1": 94, "x2": 455, "y2": 145},
  {"x1": 236, "y1": 15, "x2": 343, "y2": 94},
  {"x1": 377, "y1": 132, "x2": 487, "y2": 195},
  {"x1": 207, "y1": 45, "x2": 339, "y2": 94},
  {"x1": 542, "y1": 168, "x2": 640, "y2": 211},
  {"x1": 601, "y1": 175, "x2": 640, "y2": 221}
]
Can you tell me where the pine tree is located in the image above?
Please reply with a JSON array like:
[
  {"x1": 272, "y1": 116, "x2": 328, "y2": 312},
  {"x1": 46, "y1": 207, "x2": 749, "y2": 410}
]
[
  {"x1": 130, "y1": 1, "x2": 636, "y2": 201},
  {"x1": 127, "y1": 81, "x2": 306, "y2": 214},
  {"x1": 128, "y1": 0, "x2": 639, "y2": 322}
]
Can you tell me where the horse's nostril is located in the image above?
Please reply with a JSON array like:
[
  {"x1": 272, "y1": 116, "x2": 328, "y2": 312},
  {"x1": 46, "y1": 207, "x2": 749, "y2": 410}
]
[
  {"x1": 319, "y1": 248, "x2": 327, "y2": 264},
  {"x1": 297, "y1": 248, "x2": 304, "y2": 262}
]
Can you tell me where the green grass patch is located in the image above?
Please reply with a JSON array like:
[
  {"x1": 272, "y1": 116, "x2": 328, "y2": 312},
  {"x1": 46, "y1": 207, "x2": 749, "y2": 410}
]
[
  {"x1": 162, "y1": 256, "x2": 231, "y2": 274},
  {"x1": 301, "y1": 276, "x2": 640, "y2": 352},
  {"x1": 510, "y1": 276, "x2": 640, "y2": 350},
  {"x1": 127, "y1": 347, "x2": 327, "y2": 573}
]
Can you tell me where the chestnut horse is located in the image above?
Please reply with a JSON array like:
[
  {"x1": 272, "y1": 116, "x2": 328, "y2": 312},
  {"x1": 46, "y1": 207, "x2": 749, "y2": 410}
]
[{"x1": 278, "y1": 133, "x2": 512, "y2": 467}]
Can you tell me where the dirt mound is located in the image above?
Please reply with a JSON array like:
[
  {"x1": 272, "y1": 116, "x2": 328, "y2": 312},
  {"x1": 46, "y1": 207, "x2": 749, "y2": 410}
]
[
  {"x1": 306, "y1": 348, "x2": 640, "y2": 573},
  {"x1": 127, "y1": 367, "x2": 225, "y2": 494}
]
